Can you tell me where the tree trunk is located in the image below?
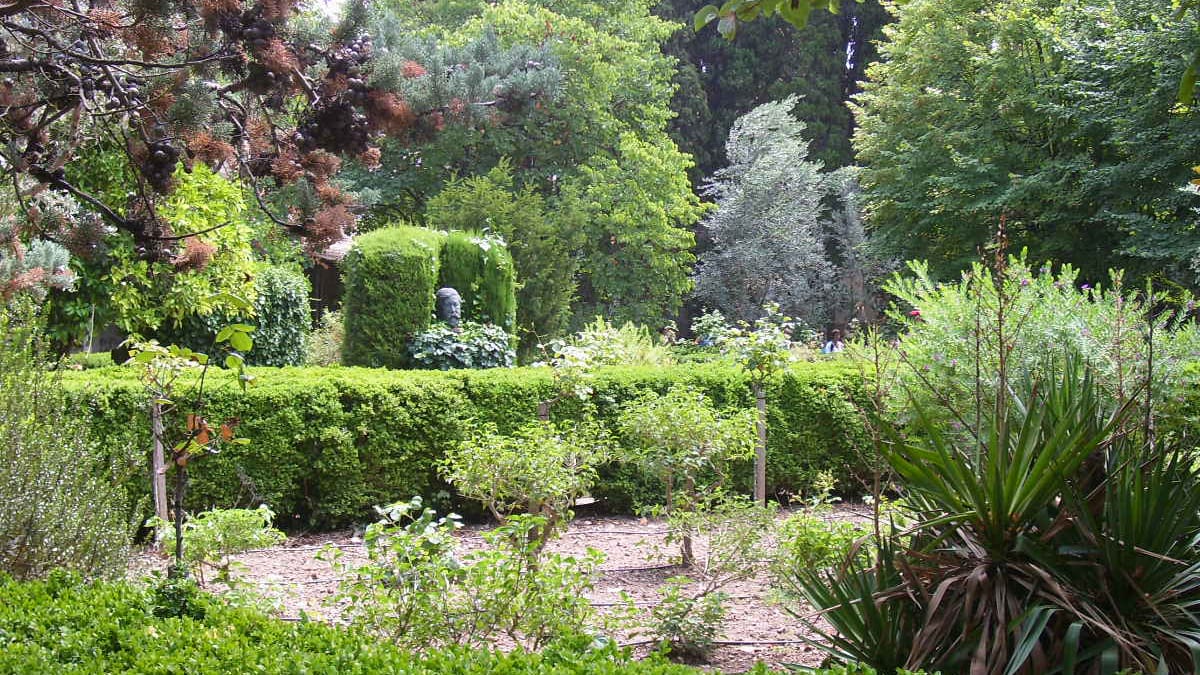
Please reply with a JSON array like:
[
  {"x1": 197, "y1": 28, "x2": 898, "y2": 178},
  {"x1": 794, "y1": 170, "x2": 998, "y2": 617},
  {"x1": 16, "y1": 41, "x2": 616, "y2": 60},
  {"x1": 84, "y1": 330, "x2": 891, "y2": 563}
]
[
  {"x1": 753, "y1": 380, "x2": 767, "y2": 506},
  {"x1": 681, "y1": 476, "x2": 695, "y2": 568}
]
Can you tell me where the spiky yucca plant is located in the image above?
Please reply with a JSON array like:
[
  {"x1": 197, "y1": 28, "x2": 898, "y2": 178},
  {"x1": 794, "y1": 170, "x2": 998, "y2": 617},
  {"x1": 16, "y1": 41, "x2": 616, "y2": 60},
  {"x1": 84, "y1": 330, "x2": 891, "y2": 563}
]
[{"x1": 784, "y1": 254, "x2": 1200, "y2": 674}]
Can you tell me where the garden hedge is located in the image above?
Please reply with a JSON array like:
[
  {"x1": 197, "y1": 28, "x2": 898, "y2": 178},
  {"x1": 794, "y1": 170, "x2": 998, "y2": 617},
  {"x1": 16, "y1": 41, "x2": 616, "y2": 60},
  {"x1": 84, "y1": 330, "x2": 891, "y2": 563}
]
[
  {"x1": 61, "y1": 361, "x2": 871, "y2": 528},
  {"x1": 438, "y1": 230, "x2": 518, "y2": 332},
  {"x1": 0, "y1": 573, "x2": 701, "y2": 674},
  {"x1": 155, "y1": 263, "x2": 311, "y2": 367},
  {"x1": 342, "y1": 226, "x2": 443, "y2": 368}
]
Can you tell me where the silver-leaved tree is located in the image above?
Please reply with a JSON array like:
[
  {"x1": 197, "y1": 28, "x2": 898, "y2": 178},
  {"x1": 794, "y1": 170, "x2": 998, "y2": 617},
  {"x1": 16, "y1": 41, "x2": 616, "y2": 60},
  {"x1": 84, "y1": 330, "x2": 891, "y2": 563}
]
[{"x1": 693, "y1": 96, "x2": 878, "y2": 329}]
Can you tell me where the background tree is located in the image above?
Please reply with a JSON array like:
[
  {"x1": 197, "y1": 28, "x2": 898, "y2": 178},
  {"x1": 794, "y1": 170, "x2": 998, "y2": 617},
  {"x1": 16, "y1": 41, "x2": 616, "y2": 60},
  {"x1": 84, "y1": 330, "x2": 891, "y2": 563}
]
[
  {"x1": 658, "y1": 0, "x2": 889, "y2": 178},
  {"x1": 349, "y1": 0, "x2": 704, "y2": 332},
  {"x1": 694, "y1": 96, "x2": 870, "y2": 329},
  {"x1": 853, "y1": 0, "x2": 1200, "y2": 285}
]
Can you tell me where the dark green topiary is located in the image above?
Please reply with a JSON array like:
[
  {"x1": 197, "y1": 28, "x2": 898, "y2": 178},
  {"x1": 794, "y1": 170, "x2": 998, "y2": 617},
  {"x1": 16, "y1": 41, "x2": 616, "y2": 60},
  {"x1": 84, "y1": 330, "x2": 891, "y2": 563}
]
[
  {"x1": 154, "y1": 264, "x2": 310, "y2": 367},
  {"x1": 342, "y1": 226, "x2": 444, "y2": 368},
  {"x1": 437, "y1": 230, "x2": 517, "y2": 332}
]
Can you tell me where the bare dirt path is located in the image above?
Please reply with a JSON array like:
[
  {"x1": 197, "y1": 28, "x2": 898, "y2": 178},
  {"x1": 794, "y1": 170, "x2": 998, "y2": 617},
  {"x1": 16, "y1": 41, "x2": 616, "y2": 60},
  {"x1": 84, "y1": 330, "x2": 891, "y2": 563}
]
[{"x1": 136, "y1": 504, "x2": 872, "y2": 673}]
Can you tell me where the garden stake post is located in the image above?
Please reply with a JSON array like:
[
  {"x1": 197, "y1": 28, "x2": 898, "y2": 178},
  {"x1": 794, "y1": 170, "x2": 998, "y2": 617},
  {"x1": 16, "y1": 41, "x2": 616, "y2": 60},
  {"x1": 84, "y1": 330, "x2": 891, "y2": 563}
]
[
  {"x1": 150, "y1": 402, "x2": 169, "y2": 527},
  {"x1": 752, "y1": 379, "x2": 767, "y2": 505},
  {"x1": 723, "y1": 304, "x2": 792, "y2": 506}
]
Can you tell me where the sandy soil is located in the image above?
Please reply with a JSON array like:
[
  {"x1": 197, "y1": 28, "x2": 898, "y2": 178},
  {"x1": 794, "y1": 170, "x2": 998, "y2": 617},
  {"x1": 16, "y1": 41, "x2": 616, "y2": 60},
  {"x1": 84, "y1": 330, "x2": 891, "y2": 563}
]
[{"x1": 134, "y1": 504, "x2": 872, "y2": 673}]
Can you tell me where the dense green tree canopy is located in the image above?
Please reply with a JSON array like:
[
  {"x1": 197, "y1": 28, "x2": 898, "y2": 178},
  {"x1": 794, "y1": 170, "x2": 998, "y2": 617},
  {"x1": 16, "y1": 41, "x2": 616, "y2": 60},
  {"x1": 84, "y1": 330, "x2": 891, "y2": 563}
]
[
  {"x1": 854, "y1": 0, "x2": 1200, "y2": 284},
  {"x1": 351, "y1": 0, "x2": 705, "y2": 332},
  {"x1": 658, "y1": 0, "x2": 889, "y2": 176}
]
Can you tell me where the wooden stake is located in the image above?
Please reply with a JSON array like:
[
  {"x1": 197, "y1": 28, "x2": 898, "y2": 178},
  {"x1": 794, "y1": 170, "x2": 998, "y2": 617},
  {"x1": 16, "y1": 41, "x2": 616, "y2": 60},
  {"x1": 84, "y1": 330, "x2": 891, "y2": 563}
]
[
  {"x1": 753, "y1": 380, "x2": 767, "y2": 505},
  {"x1": 150, "y1": 402, "x2": 169, "y2": 528}
]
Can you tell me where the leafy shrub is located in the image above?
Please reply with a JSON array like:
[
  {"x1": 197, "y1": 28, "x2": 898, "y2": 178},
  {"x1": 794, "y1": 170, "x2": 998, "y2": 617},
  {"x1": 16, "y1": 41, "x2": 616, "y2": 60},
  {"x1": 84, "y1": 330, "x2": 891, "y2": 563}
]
[
  {"x1": 772, "y1": 508, "x2": 871, "y2": 577},
  {"x1": 342, "y1": 225, "x2": 443, "y2": 367},
  {"x1": 557, "y1": 316, "x2": 675, "y2": 367},
  {"x1": 438, "y1": 230, "x2": 518, "y2": 331},
  {"x1": 618, "y1": 385, "x2": 755, "y2": 565},
  {"x1": 636, "y1": 498, "x2": 775, "y2": 662},
  {"x1": 408, "y1": 321, "x2": 516, "y2": 370},
  {"x1": 241, "y1": 265, "x2": 311, "y2": 366},
  {"x1": 0, "y1": 572, "x2": 701, "y2": 673},
  {"x1": 881, "y1": 257, "x2": 1200, "y2": 427},
  {"x1": 443, "y1": 420, "x2": 609, "y2": 540},
  {"x1": 0, "y1": 305, "x2": 135, "y2": 580},
  {"x1": 324, "y1": 498, "x2": 602, "y2": 651},
  {"x1": 646, "y1": 577, "x2": 726, "y2": 662},
  {"x1": 304, "y1": 309, "x2": 343, "y2": 366},
  {"x1": 62, "y1": 361, "x2": 872, "y2": 527},
  {"x1": 689, "y1": 309, "x2": 733, "y2": 348},
  {"x1": 153, "y1": 506, "x2": 285, "y2": 586},
  {"x1": 155, "y1": 263, "x2": 311, "y2": 366}
]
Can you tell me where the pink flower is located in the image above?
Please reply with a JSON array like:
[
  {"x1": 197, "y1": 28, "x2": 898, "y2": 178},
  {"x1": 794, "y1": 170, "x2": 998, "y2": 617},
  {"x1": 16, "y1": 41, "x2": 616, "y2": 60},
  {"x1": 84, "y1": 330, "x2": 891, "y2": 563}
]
[{"x1": 909, "y1": 309, "x2": 921, "y2": 317}]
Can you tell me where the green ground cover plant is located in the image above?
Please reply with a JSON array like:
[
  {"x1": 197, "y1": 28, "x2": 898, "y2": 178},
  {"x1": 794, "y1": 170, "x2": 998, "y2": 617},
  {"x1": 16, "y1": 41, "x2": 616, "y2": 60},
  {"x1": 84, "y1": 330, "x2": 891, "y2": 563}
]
[{"x1": 0, "y1": 572, "x2": 702, "y2": 674}]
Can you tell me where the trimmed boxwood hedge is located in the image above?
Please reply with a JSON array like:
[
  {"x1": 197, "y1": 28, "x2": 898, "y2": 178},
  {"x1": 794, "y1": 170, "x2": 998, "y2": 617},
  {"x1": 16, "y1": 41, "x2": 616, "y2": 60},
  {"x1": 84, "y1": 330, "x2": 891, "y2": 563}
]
[
  {"x1": 438, "y1": 230, "x2": 518, "y2": 332},
  {"x1": 342, "y1": 226, "x2": 444, "y2": 368},
  {"x1": 61, "y1": 361, "x2": 871, "y2": 528},
  {"x1": 0, "y1": 573, "x2": 702, "y2": 674}
]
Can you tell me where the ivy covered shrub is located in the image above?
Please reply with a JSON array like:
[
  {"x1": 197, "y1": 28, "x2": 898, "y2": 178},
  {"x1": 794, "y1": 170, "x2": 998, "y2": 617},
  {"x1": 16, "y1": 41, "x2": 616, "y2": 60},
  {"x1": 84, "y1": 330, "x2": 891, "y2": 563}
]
[
  {"x1": 0, "y1": 573, "x2": 702, "y2": 674},
  {"x1": 62, "y1": 362, "x2": 869, "y2": 527},
  {"x1": 438, "y1": 230, "x2": 518, "y2": 332},
  {"x1": 408, "y1": 321, "x2": 516, "y2": 370},
  {"x1": 342, "y1": 225, "x2": 443, "y2": 368},
  {"x1": 156, "y1": 264, "x2": 311, "y2": 366}
]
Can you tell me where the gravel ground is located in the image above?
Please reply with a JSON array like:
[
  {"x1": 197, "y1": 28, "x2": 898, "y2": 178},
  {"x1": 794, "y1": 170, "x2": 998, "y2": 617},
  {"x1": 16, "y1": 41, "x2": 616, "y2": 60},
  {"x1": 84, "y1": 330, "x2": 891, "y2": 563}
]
[{"x1": 133, "y1": 504, "x2": 874, "y2": 673}]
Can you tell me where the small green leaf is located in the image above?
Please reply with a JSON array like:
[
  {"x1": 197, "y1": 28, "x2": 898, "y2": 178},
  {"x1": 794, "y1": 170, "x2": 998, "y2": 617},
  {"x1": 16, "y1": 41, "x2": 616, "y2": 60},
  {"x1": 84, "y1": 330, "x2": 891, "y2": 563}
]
[
  {"x1": 1179, "y1": 51, "x2": 1200, "y2": 105},
  {"x1": 694, "y1": 4, "x2": 720, "y2": 31},
  {"x1": 215, "y1": 326, "x2": 233, "y2": 343},
  {"x1": 225, "y1": 354, "x2": 244, "y2": 370},
  {"x1": 230, "y1": 324, "x2": 256, "y2": 333},
  {"x1": 208, "y1": 292, "x2": 253, "y2": 312},
  {"x1": 230, "y1": 332, "x2": 253, "y2": 352}
]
